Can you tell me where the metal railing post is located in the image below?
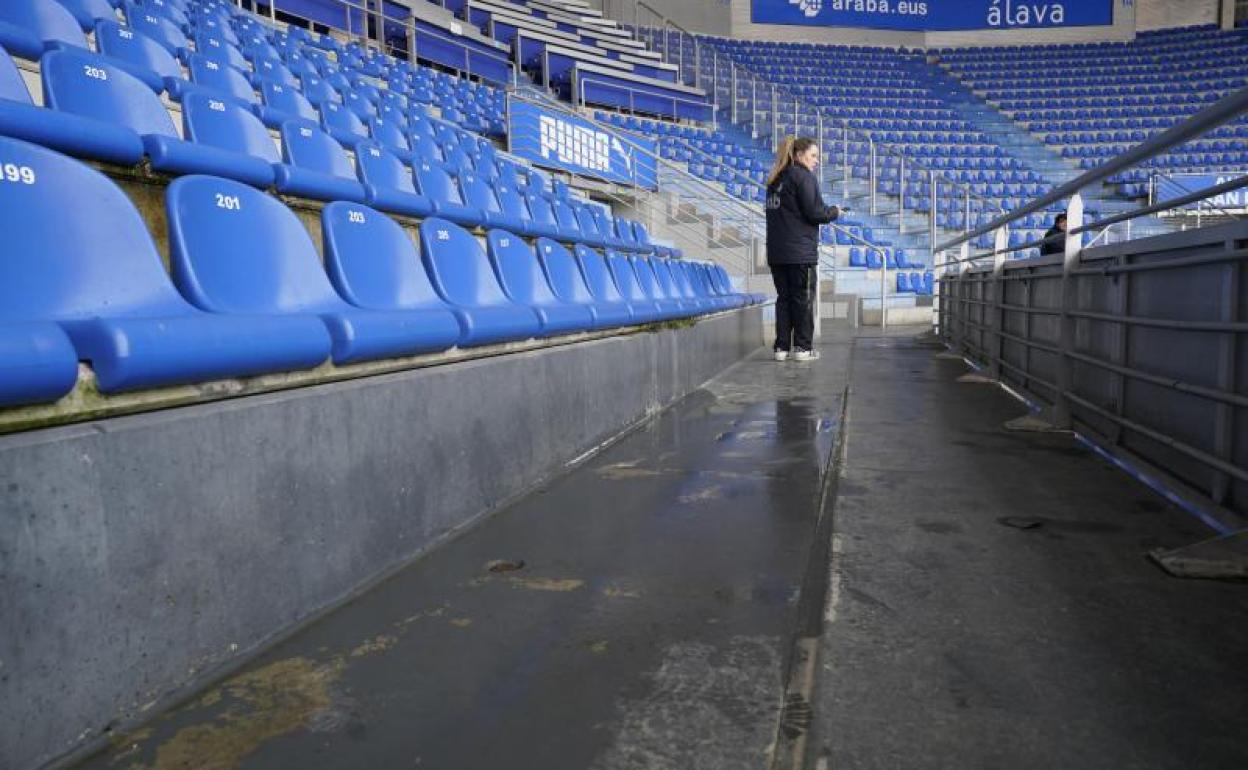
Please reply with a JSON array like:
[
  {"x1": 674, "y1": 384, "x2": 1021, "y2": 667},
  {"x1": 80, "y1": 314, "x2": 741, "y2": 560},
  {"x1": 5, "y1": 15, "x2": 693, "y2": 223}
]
[
  {"x1": 817, "y1": 113, "x2": 824, "y2": 192},
  {"x1": 842, "y1": 124, "x2": 849, "y2": 197},
  {"x1": 929, "y1": 169, "x2": 937, "y2": 258},
  {"x1": 880, "y1": 247, "x2": 888, "y2": 331},
  {"x1": 899, "y1": 154, "x2": 907, "y2": 235},
  {"x1": 771, "y1": 84, "x2": 778, "y2": 149},
  {"x1": 869, "y1": 140, "x2": 877, "y2": 216},
  {"x1": 964, "y1": 187, "x2": 971, "y2": 234},
  {"x1": 990, "y1": 227, "x2": 1009, "y2": 379},
  {"x1": 1052, "y1": 193, "x2": 1085, "y2": 428}
]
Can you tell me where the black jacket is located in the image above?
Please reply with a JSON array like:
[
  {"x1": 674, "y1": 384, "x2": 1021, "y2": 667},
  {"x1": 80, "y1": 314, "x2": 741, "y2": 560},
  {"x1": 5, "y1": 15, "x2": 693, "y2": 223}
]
[
  {"x1": 766, "y1": 164, "x2": 839, "y2": 266},
  {"x1": 1039, "y1": 225, "x2": 1066, "y2": 256}
]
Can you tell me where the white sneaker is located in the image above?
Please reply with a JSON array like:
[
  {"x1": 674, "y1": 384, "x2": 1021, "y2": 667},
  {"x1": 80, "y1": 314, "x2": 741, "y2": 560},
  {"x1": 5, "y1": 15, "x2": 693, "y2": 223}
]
[
  {"x1": 793, "y1": 349, "x2": 820, "y2": 362},
  {"x1": 774, "y1": 349, "x2": 790, "y2": 362}
]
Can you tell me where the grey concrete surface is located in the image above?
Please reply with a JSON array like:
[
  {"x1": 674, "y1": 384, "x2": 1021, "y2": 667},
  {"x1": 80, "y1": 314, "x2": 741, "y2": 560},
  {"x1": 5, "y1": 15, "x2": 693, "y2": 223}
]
[
  {"x1": 809, "y1": 334, "x2": 1248, "y2": 770},
  {"x1": 74, "y1": 334, "x2": 853, "y2": 770},
  {"x1": 0, "y1": 308, "x2": 761, "y2": 770}
]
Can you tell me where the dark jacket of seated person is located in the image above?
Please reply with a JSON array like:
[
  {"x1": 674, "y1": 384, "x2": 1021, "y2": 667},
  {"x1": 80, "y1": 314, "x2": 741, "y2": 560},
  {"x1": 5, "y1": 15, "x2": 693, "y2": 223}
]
[{"x1": 1040, "y1": 214, "x2": 1067, "y2": 256}]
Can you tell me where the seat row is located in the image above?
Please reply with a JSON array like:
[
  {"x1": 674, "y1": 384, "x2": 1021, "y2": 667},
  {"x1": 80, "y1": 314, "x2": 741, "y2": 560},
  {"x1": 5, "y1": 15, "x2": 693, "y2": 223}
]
[{"x1": 0, "y1": 137, "x2": 759, "y2": 409}]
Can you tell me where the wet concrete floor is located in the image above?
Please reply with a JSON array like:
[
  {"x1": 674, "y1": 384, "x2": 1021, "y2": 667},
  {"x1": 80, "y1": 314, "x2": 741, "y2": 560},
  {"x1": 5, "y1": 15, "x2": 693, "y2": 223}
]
[{"x1": 80, "y1": 339, "x2": 852, "y2": 770}]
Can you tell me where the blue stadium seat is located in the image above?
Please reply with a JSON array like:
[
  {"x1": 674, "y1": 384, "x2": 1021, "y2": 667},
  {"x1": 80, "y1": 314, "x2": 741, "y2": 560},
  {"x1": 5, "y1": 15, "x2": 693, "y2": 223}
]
[
  {"x1": 94, "y1": 20, "x2": 182, "y2": 93},
  {"x1": 355, "y1": 141, "x2": 434, "y2": 218},
  {"x1": 52, "y1": 0, "x2": 116, "y2": 32},
  {"x1": 274, "y1": 120, "x2": 367, "y2": 202},
  {"x1": 256, "y1": 78, "x2": 317, "y2": 127},
  {"x1": 166, "y1": 54, "x2": 258, "y2": 106},
  {"x1": 417, "y1": 218, "x2": 542, "y2": 346},
  {"x1": 320, "y1": 201, "x2": 463, "y2": 353},
  {"x1": 534, "y1": 238, "x2": 632, "y2": 329},
  {"x1": 486, "y1": 230, "x2": 595, "y2": 337},
  {"x1": 168, "y1": 175, "x2": 449, "y2": 365},
  {"x1": 121, "y1": 2, "x2": 188, "y2": 56},
  {"x1": 552, "y1": 199, "x2": 587, "y2": 243},
  {"x1": 629, "y1": 256, "x2": 686, "y2": 318},
  {"x1": 0, "y1": 46, "x2": 145, "y2": 165},
  {"x1": 574, "y1": 245, "x2": 646, "y2": 323},
  {"x1": 605, "y1": 252, "x2": 665, "y2": 322},
  {"x1": 896, "y1": 273, "x2": 912, "y2": 293},
  {"x1": 320, "y1": 100, "x2": 369, "y2": 145},
  {"x1": 415, "y1": 160, "x2": 483, "y2": 227},
  {"x1": 0, "y1": 320, "x2": 79, "y2": 407},
  {"x1": 670, "y1": 261, "x2": 725, "y2": 312},
  {"x1": 0, "y1": 137, "x2": 330, "y2": 393},
  {"x1": 679, "y1": 262, "x2": 732, "y2": 311},
  {"x1": 0, "y1": 0, "x2": 86, "y2": 59},
  {"x1": 648, "y1": 258, "x2": 703, "y2": 314},
  {"x1": 148, "y1": 89, "x2": 278, "y2": 187}
]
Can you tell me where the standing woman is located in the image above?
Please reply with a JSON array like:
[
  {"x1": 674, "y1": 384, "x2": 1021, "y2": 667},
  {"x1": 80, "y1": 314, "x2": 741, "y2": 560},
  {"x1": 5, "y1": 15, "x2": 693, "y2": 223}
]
[{"x1": 765, "y1": 136, "x2": 839, "y2": 361}]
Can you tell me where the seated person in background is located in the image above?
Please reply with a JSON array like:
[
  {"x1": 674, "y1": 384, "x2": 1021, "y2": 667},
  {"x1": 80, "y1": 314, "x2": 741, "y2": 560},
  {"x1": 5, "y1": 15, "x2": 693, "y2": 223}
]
[{"x1": 1040, "y1": 213, "x2": 1067, "y2": 256}]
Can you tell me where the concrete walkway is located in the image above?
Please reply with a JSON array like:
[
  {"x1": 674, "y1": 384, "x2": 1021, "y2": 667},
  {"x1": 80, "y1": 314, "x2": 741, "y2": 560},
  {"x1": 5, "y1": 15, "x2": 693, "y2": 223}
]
[
  {"x1": 76, "y1": 329, "x2": 1248, "y2": 770},
  {"x1": 806, "y1": 333, "x2": 1248, "y2": 770},
  {"x1": 80, "y1": 340, "x2": 853, "y2": 770}
]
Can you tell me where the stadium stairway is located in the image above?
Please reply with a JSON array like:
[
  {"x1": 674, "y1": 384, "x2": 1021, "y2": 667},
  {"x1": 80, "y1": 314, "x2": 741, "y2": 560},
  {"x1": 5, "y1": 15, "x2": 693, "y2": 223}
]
[{"x1": 931, "y1": 60, "x2": 1175, "y2": 241}]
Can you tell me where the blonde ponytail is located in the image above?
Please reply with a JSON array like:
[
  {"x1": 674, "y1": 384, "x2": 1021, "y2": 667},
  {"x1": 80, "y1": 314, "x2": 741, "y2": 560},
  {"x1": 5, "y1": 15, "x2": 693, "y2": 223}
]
[
  {"x1": 766, "y1": 136, "x2": 817, "y2": 187},
  {"x1": 766, "y1": 136, "x2": 796, "y2": 187}
]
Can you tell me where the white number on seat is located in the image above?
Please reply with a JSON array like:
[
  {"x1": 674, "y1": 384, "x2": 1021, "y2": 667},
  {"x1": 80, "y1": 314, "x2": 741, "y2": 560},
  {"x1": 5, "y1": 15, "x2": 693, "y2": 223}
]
[
  {"x1": 273, "y1": 84, "x2": 284, "y2": 93},
  {"x1": 299, "y1": 127, "x2": 313, "y2": 138},
  {"x1": 83, "y1": 65, "x2": 108, "y2": 81},
  {"x1": 208, "y1": 99, "x2": 226, "y2": 112},
  {"x1": 368, "y1": 148, "x2": 381, "y2": 158},
  {"x1": 436, "y1": 229, "x2": 450, "y2": 241},
  {"x1": 1, "y1": 164, "x2": 36, "y2": 185},
  {"x1": 205, "y1": 60, "x2": 220, "y2": 71},
  {"x1": 500, "y1": 238, "x2": 510, "y2": 247},
  {"x1": 214, "y1": 194, "x2": 242, "y2": 211},
  {"x1": 348, "y1": 210, "x2": 366, "y2": 224},
  {"x1": 118, "y1": 29, "x2": 134, "y2": 40}
]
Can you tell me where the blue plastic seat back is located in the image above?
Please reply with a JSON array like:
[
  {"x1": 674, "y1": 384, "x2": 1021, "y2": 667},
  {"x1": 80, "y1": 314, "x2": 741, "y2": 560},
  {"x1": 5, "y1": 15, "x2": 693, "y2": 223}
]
[
  {"x1": 0, "y1": 43, "x2": 33, "y2": 103},
  {"x1": 415, "y1": 160, "x2": 465, "y2": 206},
  {"x1": 0, "y1": 135, "x2": 191, "y2": 321},
  {"x1": 495, "y1": 182, "x2": 530, "y2": 221},
  {"x1": 418, "y1": 218, "x2": 510, "y2": 307},
  {"x1": 321, "y1": 101, "x2": 367, "y2": 141},
  {"x1": 94, "y1": 20, "x2": 182, "y2": 87},
  {"x1": 166, "y1": 175, "x2": 341, "y2": 314},
  {"x1": 574, "y1": 245, "x2": 625, "y2": 303},
  {"x1": 260, "y1": 79, "x2": 316, "y2": 120},
  {"x1": 460, "y1": 170, "x2": 502, "y2": 217},
  {"x1": 411, "y1": 133, "x2": 443, "y2": 162},
  {"x1": 300, "y1": 74, "x2": 339, "y2": 105},
  {"x1": 42, "y1": 48, "x2": 178, "y2": 137},
  {"x1": 552, "y1": 199, "x2": 581, "y2": 234},
  {"x1": 322, "y1": 201, "x2": 447, "y2": 310},
  {"x1": 575, "y1": 205, "x2": 605, "y2": 240},
  {"x1": 486, "y1": 229, "x2": 558, "y2": 306},
  {"x1": 0, "y1": 0, "x2": 86, "y2": 59},
  {"x1": 632, "y1": 221, "x2": 653, "y2": 248},
  {"x1": 369, "y1": 115, "x2": 410, "y2": 152},
  {"x1": 57, "y1": 0, "x2": 122, "y2": 31},
  {"x1": 606, "y1": 250, "x2": 653, "y2": 302},
  {"x1": 355, "y1": 141, "x2": 422, "y2": 193},
  {"x1": 123, "y1": 3, "x2": 188, "y2": 54},
  {"x1": 186, "y1": 54, "x2": 257, "y2": 104},
  {"x1": 534, "y1": 238, "x2": 595, "y2": 304},
  {"x1": 252, "y1": 56, "x2": 296, "y2": 85},
  {"x1": 281, "y1": 120, "x2": 356, "y2": 178},
  {"x1": 145, "y1": 0, "x2": 189, "y2": 27},
  {"x1": 629, "y1": 256, "x2": 665, "y2": 299},
  {"x1": 649, "y1": 258, "x2": 682, "y2": 299},
  {"x1": 184, "y1": 90, "x2": 280, "y2": 164},
  {"x1": 194, "y1": 33, "x2": 247, "y2": 70}
]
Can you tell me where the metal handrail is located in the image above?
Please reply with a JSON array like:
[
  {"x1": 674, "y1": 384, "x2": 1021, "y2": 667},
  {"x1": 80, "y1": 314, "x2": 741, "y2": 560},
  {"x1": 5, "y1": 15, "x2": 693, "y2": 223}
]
[
  {"x1": 936, "y1": 84, "x2": 1248, "y2": 254},
  {"x1": 1151, "y1": 171, "x2": 1248, "y2": 221}
]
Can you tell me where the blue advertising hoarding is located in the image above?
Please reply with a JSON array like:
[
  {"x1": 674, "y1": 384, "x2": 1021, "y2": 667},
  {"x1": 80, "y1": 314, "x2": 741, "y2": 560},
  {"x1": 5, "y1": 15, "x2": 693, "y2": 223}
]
[
  {"x1": 751, "y1": 0, "x2": 1114, "y2": 30},
  {"x1": 508, "y1": 101, "x2": 658, "y2": 189},
  {"x1": 1156, "y1": 173, "x2": 1248, "y2": 211}
]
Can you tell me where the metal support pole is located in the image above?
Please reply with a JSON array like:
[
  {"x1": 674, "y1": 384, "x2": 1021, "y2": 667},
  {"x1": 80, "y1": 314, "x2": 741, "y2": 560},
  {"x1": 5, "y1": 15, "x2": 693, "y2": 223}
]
[
  {"x1": 771, "y1": 84, "x2": 778, "y2": 150},
  {"x1": 929, "y1": 169, "x2": 937, "y2": 258},
  {"x1": 899, "y1": 155, "x2": 907, "y2": 235},
  {"x1": 817, "y1": 113, "x2": 824, "y2": 192},
  {"x1": 842, "y1": 124, "x2": 849, "y2": 197},
  {"x1": 880, "y1": 248, "x2": 888, "y2": 331},
  {"x1": 964, "y1": 187, "x2": 971, "y2": 234},
  {"x1": 269, "y1": 0, "x2": 277, "y2": 23},
  {"x1": 870, "y1": 140, "x2": 877, "y2": 216},
  {"x1": 990, "y1": 227, "x2": 1008, "y2": 379},
  {"x1": 1052, "y1": 193, "x2": 1085, "y2": 428}
]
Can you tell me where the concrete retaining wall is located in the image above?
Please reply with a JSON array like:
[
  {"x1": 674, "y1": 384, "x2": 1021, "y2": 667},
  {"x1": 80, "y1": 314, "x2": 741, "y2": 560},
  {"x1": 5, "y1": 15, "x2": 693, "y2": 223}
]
[{"x1": 0, "y1": 308, "x2": 763, "y2": 769}]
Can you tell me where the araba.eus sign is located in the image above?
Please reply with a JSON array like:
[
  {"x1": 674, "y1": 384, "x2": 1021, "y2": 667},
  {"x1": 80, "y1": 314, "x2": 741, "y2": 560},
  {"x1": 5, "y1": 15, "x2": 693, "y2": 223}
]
[{"x1": 752, "y1": 0, "x2": 1113, "y2": 30}]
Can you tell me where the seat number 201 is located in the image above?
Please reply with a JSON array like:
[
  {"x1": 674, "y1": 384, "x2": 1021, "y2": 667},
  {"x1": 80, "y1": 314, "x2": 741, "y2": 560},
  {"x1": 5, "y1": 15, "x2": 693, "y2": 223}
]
[
  {"x1": 2, "y1": 164, "x2": 36, "y2": 185},
  {"x1": 214, "y1": 194, "x2": 242, "y2": 211}
]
